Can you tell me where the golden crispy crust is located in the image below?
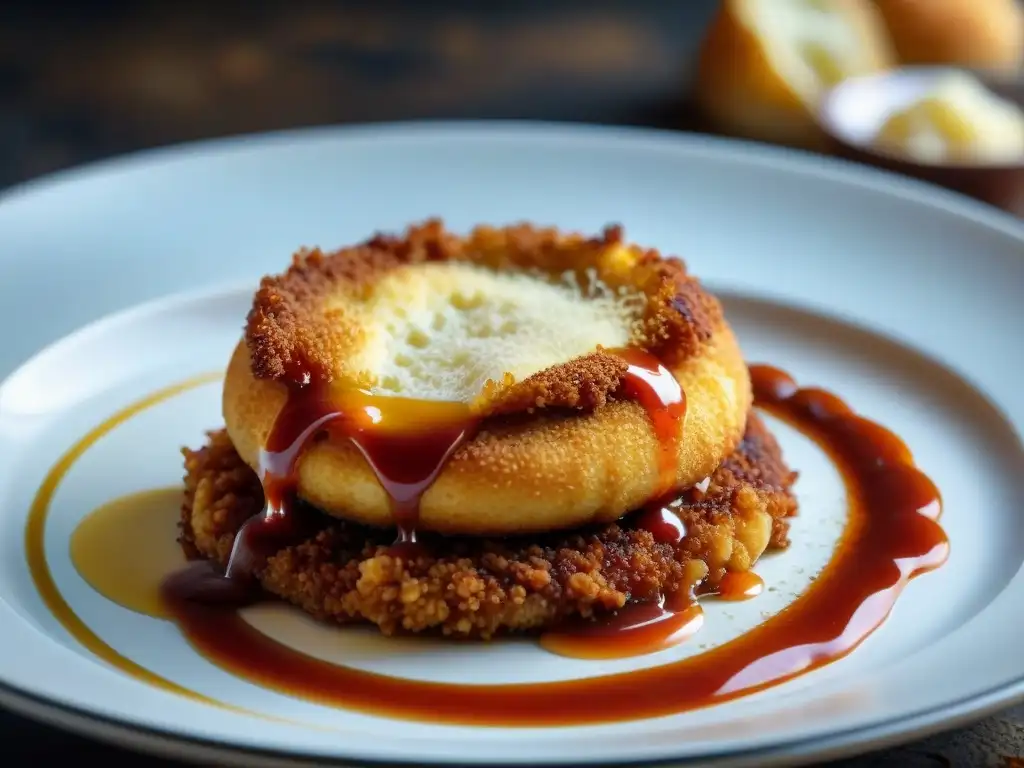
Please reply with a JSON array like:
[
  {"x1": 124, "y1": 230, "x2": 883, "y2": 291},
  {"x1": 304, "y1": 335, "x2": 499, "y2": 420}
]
[
  {"x1": 483, "y1": 350, "x2": 628, "y2": 415},
  {"x1": 245, "y1": 219, "x2": 724, "y2": 413},
  {"x1": 180, "y1": 415, "x2": 797, "y2": 639},
  {"x1": 693, "y1": 0, "x2": 894, "y2": 150},
  {"x1": 223, "y1": 326, "x2": 752, "y2": 535},
  {"x1": 229, "y1": 220, "x2": 751, "y2": 533}
]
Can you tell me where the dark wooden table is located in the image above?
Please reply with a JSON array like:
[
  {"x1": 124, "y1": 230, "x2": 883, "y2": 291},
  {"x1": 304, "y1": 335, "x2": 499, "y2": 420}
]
[{"x1": 1, "y1": 3, "x2": 1020, "y2": 765}]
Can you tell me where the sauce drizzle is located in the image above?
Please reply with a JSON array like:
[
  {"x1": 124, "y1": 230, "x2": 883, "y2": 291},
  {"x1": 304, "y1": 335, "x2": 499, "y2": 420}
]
[
  {"x1": 155, "y1": 362, "x2": 945, "y2": 724},
  {"x1": 700, "y1": 571, "x2": 765, "y2": 601},
  {"x1": 163, "y1": 384, "x2": 478, "y2": 604},
  {"x1": 41, "y1": 361, "x2": 949, "y2": 726},
  {"x1": 632, "y1": 501, "x2": 688, "y2": 544},
  {"x1": 166, "y1": 348, "x2": 680, "y2": 606},
  {"x1": 612, "y1": 348, "x2": 688, "y2": 496},
  {"x1": 539, "y1": 594, "x2": 705, "y2": 661}
]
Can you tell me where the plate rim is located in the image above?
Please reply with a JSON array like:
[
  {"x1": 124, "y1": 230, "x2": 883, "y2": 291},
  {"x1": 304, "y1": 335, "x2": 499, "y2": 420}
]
[
  {"x1": 1, "y1": 119, "x2": 1022, "y2": 242},
  {"x1": 2, "y1": 120, "x2": 1023, "y2": 766},
  {"x1": 0, "y1": 672, "x2": 1020, "y2": 768}
]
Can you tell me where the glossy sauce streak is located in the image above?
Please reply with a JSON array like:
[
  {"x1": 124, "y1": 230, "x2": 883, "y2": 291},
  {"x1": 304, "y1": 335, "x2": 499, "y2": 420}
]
[
  {"x1": 163, "y1": 383, "x2": 478, "y2": 604},
  {"x1": 165, "y1": 348, "x2": 678, "y2": 605},
  {"x1": 541, "y1": 347, "x2": 691, "y2": 660},
  {"x1": 560, "y1": 498, "x2": 705, "y2": 659},
  {"x1": 539, "y1": 595, "x2": 705, "y2": 660},
  {"x1": 540, "y1": 501, "x2": 758, "y2": 659},
  {"x1": 611, "y1": 348, "x2": 688, "y2": 496},
  {"x1": 38, "y1": 361, "x2": 948, "y2": 726},
  {"x1": 631, "y1": 501, "x2": 687, "y2": 544},
  {"x1": 156, "y1": 362, "x2": 946, "y2": 724},
  {"x1": 701, "y1": 571, "x2": 765, "y2": 601}
]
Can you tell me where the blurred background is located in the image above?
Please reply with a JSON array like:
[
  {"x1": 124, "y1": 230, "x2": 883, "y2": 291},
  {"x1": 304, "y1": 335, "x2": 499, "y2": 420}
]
[
  {"x1": 5, "y1": 0, "x2": 1024, "y2": 210},
  {"x1": 0, "y1": 0, "x2": 718, "y2": 188},
  {"x1": 3, "y1": 0, "x2": 1024, "y2": 765}
]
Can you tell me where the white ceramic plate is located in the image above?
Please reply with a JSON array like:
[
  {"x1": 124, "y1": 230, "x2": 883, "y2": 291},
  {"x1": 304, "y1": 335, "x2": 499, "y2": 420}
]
[{"x1": 0, "y1": 123, "x2": 1022, "y2": 768}]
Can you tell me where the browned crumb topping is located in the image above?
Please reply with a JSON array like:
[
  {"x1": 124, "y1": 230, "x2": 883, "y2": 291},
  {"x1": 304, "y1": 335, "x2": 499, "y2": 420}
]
[
  {"x1": 245, "y1": 219, "x2": 724, "y2": 414},
  {"x1": 680, "y1": 416, "x2": 799, "y2": 559},
  {"x1": 482, "y1": 350, "x2": 629, "y2": 415},
  {"x1": 178, "y1": 415, "x2": 797, "y2": 639}
]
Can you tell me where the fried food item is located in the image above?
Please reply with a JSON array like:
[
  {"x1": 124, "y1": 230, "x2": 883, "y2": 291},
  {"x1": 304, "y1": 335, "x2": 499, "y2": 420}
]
[
  {"x1": 694, "y1": 0, "x2": 894, "y2": 149},
  {"x1": 179, "y1": 415, "x2": 797, "y2": 639},
  {"x1": 224, "y1": 220, "x2": 752, "y2": 535},
  {"x1": 874, "y1": 0, "x2": 1024, "y2": 73}
]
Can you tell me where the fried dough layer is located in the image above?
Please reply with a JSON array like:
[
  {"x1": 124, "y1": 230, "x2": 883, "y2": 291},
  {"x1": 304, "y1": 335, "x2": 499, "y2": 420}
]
[
  {"x1": 224, "y1": 221, "x2": 752, "y2": 534},
  {"x1": 179, "y1": 415, "x2": 797, "y2": 639}
]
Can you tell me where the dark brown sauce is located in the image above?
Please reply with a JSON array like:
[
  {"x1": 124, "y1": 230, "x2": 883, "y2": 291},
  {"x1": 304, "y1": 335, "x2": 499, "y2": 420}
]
[
  {"x1": 50, "y1": 357, "x2": 948, "y2": 725},
  {"x1": 70, "y1": 487, "x2": 186, "y2": 619},
  {"x1": 632, "y1": 500, "x2": 688, "y2": 544},
  {"x1": 163, "y1": 385, "x2": 478, "y2": 605},
  {"x1": 163, "y1": 348, "x2": 684, "y2": 607},
  {"x1": 700, "y1": 570, "x2": 765, "y2": 601},
  {"x1": 149, "y1": 362, "x2": 947, "y2": 725},
  {"x1": 539, "y1": 593, "x2": 705, "y2": 660},
  {"x1": 542, "y1": 342, "x2": 710, "y2": 660},
  {"x1": 612, "y1": 347, "x2": 688, "y2": 496},
  {"x1": 542, "y1": 503, "x2": 758, "y2": 660}
]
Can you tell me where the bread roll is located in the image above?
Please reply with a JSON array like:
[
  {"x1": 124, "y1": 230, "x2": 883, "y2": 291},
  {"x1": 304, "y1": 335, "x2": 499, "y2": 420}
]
[
  {"x1": 694, "y1": 0, "x2": 895, "y2": 149},
  {"x1": 874, "y1": 0, "x2": 1024, "y2": 73}
]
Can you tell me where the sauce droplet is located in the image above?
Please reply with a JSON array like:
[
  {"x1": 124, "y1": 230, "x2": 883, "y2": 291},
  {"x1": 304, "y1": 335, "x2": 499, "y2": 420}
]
[
  {"x1": 153, "y1": 362, "x2": 944, "y2": 723},
  {"x1": 611, "y1": 348, "x2": 687, "y2": 497},
  {"x1": 540, "y1": 597, "x2": 705, "y2": 660},
  {"x1": 43, "y1": 361, "x2": 948, "y2": 727},
  {"x1": 632, "y1": 502, "x2": 687, "y2": 544},
  {"x1": 700, "y1": 571, "x2": 765, "y2": 601},
  {"x1": 163, "y1": 384, "x2": 478, "y2": 606}
]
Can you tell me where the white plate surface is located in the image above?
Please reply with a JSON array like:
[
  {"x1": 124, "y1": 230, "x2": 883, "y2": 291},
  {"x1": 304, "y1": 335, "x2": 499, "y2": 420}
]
[{"x1": 0, "y1": 123, "x2": 1022, "y2": 767}]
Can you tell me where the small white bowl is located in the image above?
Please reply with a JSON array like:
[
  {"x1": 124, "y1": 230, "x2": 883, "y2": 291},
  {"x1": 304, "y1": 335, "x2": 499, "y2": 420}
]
[{"x1": 816, "y1": 66, "x2": 1024, "y2": 213}]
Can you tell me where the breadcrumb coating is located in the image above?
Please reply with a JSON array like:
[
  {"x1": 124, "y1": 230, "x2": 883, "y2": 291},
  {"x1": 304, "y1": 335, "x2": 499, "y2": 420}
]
[
  {"x1": 179, "y1": 415, "x2": 797, "y2": 638},
  {"x1": 244, "y1": 219, "x2": 724, "y2": 416},
  {"x1": 481, "y1": 349, "x2": 628, "y2": 415}
]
